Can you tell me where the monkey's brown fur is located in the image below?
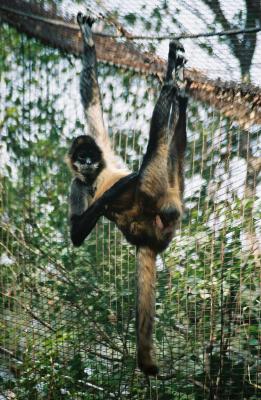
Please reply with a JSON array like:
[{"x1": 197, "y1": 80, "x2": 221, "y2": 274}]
[{"x1": 67, "y1": 13, "x2": 187, "y2": 375}]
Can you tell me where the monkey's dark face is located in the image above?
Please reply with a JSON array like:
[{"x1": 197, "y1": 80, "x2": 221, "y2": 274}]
[
  {"x1": 69, "y1": 135, "x2": 104, "y2": 183},
  {"x1": 73, "y1": 145, "x2": 101, "y2": 172}
]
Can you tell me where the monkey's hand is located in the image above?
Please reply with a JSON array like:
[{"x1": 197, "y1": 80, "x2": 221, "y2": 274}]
[{"x1": 77, "y1": 12, "x2": 95, "y2": 48}]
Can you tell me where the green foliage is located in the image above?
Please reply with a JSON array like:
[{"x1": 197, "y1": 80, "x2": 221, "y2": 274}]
[
  {"x1": 124, "y1": 13, "x2": 137, "y2": 26},
  {"x1": 0, "y1": 20, "x2": 260, "y2": 400}
]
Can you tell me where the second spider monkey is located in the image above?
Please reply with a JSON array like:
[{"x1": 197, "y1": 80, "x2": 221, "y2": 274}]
[{"x1": 66, "y1": 13, "x2": 187, "y2": 376}]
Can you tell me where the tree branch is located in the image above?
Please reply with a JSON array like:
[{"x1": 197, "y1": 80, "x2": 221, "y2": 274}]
[
  {"x1": 0, "y1": 0, "x2": 261, "y2": 129},
  {"x1": 202, "y1": 0, "x2": 259, "y2": 76}
]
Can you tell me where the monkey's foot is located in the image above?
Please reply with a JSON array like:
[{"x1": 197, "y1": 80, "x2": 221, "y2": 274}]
[
  {"x1": 166, "y1": 40, "x2": 187, "y2": 83},
  {"x1": 77, "y1": 12, "x2": 95, "y2": 47},
  {"x1": 169, "y1": 40, "x2": 184, "y2": 55}
]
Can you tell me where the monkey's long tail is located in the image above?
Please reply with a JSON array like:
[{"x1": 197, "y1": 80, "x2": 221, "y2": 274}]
[{"x1": 136, "y1": 247, "x2": 159, "y2": 376}]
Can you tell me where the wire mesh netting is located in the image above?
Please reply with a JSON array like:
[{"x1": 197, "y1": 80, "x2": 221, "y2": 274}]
[{"x1": 0, "y1": 1, "x2": 260, "y2": 399}]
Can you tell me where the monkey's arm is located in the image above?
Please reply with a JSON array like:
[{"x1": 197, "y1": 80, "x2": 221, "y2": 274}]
[
  {"x1": 69, "y1": 178, "x2": 97, "y2": 246},
  {"x1": 70, "y1": 173, "x2": 138, "y2": 246},
  {"x1": 70, "y1": 200, "x2": 104, "y2": 247},
  {"x1": 78, "y1": 14, "x2": 106, "y2": 142},
  {"x1": 77, "y1": 14, "x2": 120, "y2": 166}
]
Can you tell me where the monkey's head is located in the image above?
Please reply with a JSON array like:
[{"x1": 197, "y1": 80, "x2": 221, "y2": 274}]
[{"x1": 67, "y1": 135, "x2": 105, "y2": 184}]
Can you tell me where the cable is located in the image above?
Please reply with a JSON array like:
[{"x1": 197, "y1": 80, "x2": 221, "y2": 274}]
[{"x1": 1, "y1": 4, "x2": 260, "y2": 41}]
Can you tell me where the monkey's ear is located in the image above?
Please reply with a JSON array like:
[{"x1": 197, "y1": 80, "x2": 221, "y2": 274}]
[
  {"x1": 72, "y1": 135, "x2": 87, "y2": 146},
  {"x1": 65, "y1": 153, "x2": 80, "y2": 175},
  {"x1": 68, "y1": 136, "x2": 88, "y2": 156}
]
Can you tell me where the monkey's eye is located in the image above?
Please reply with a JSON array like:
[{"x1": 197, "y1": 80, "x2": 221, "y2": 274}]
[{"x1": 77, "y1": 154, "x2": 87, "y2": 164}]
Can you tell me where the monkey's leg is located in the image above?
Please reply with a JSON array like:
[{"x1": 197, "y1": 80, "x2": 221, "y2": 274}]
[
  {"x1": 167, "y1": 40, "x2": 187, "y2": 187},
  {"x1": 77, "y1": 13, "x2": 114, "y2": 160},
  {"x1": 139, "y1": 83, "x2": 176, "y2": 198},
  {"x1": 168, "y1": 93, "x2": 188, "y2": 192},
  {"x1": 139, "y1": 41, "x2": 181, "y2": 200},
  {"x1": 136, "y1": 247, "x2": 159, "y2": 376},
  {"x1": 153, "y1": 93, "x2": 188, "y2": 224},
  {"x1": 155, "y1": 45, "x2": 187, "y2": 222}
]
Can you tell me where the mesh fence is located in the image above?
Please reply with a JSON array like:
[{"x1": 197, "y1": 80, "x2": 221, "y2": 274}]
[{"x1": 0, "y1": 1, "x2": 260, "y2": 399}]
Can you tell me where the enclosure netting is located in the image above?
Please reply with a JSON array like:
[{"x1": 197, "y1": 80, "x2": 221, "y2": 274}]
[{"x1": 0, "y1": 1, "x2": 260, "y2": 399}]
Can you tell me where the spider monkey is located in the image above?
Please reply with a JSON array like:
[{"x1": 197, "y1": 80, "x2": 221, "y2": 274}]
[{"x1": 66, "y1": 13, "x2": 187, "y2": 376}]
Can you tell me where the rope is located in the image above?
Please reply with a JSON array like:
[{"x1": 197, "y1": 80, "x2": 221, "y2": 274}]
[
  {"x1": 118, "y1": 26, "x2": 261, "y2": 41},
  {"x1": 1, "y1": 4, "x2": 260, "y2": 41}
]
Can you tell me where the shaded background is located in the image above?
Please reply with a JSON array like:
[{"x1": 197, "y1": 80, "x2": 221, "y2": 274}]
[{"x1": 0, "y1": 1, "x2": 260, "y2": 399}]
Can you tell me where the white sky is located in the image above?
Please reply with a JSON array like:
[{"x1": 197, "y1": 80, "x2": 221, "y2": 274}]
[{"x1": 59, "y1": 0, "x2": 261, "y2": 84}]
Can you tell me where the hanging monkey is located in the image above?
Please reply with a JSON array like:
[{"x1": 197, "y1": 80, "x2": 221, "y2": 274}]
[{"x1": 66, "y1": 13, "x2": 187, "y2": 375}]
